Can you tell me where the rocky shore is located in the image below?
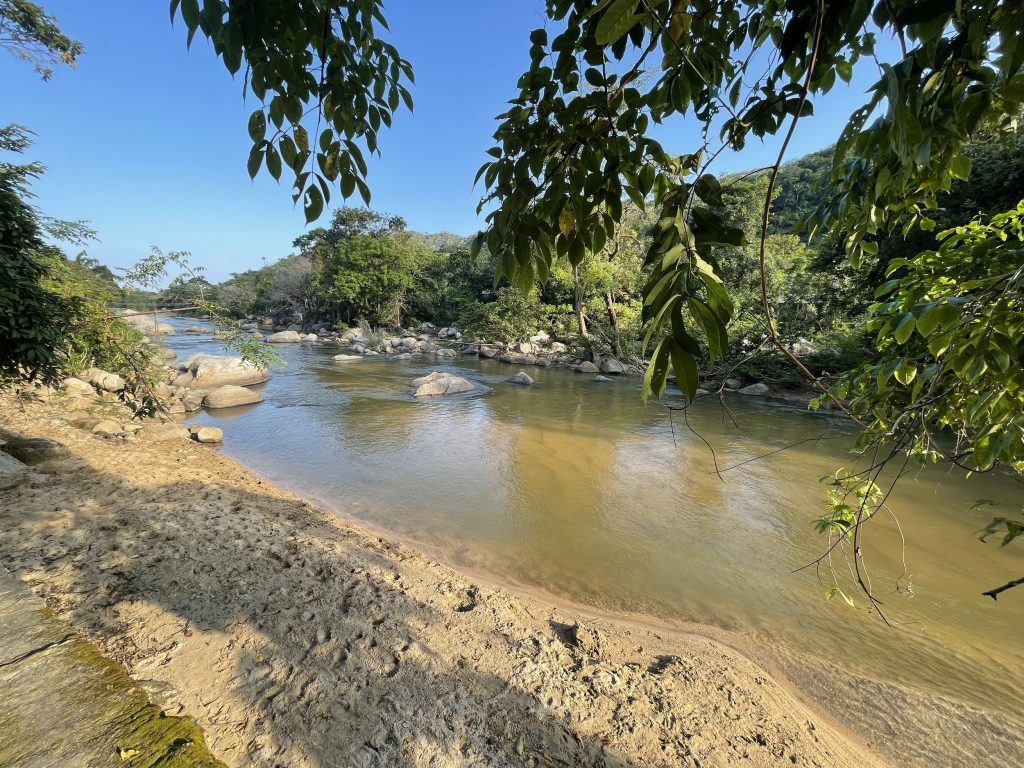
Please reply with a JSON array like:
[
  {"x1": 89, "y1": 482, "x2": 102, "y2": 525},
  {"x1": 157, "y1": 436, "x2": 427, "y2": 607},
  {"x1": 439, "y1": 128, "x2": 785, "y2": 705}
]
[{"x1": 0, "y1": 390, "x2": 885, "y2": 768}]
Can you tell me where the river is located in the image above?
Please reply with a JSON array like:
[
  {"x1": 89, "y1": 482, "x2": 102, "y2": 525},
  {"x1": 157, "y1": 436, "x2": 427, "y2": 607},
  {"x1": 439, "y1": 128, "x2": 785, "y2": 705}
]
[{"x1": 160, "y1": 319, "x2": 1024, "y2": 756}]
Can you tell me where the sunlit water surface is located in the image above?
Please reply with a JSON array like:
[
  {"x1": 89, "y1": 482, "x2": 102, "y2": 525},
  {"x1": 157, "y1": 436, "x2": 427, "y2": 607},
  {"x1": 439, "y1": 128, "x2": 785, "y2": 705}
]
[{"x1": 164, "y1": 321, "x2": 1024, "y2": 730}]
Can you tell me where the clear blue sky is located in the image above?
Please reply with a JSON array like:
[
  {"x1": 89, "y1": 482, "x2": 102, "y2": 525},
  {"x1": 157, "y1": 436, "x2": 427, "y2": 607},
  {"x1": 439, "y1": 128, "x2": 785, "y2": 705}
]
[{"x1": 3, "y1": 2, "x2": 895, "y2": 282}]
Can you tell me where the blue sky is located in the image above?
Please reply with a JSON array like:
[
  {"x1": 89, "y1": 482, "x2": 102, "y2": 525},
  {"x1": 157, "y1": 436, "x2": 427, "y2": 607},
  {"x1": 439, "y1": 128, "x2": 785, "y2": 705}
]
[{"x1": 3, "y1": 2, "x2": 895, "y2": 282}]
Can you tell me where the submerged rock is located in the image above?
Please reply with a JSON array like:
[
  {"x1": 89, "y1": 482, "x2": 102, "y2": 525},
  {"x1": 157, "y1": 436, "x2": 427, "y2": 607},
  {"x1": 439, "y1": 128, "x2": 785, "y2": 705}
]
[
  {"x1": 594, "y1": 375, "x2": 612, "y2": 382},
  {"x1": 266, "y1": 330, "x2": 302, "y2": 343},
  {"x1": 576, "y1": 361, "x2": 599, "y2": 374},
  {"x1": 507, "y1": 371, "x2": 534, "y2": 386},
  {"x1": 204, "y1": 385, "x2": 264, "y2": 410},
  {"x1": 332, "y1": 354, "x2": 362, "y2": 362}
]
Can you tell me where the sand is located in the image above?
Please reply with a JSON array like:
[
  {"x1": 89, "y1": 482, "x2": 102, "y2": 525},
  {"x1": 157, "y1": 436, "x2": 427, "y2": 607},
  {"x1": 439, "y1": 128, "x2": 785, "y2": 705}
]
[{"x1": 0, "y1": 391, "x2": 889, "y2": 768}]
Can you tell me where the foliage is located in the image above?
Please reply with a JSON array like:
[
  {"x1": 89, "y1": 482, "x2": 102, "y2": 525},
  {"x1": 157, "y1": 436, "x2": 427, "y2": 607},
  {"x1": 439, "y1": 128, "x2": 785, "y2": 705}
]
[
  {"x1": 456, "y1": 287, "x2": 548, "y2": 344},
  {"x1": 170, "y1": 0, "x2": 413, "y2": 222},
  {"x1": 0, "y1": 0, "x2": 82, "y2": 79},
  {"x1": 822, "y1": 204, "x2": 1024, "y2": 474}
]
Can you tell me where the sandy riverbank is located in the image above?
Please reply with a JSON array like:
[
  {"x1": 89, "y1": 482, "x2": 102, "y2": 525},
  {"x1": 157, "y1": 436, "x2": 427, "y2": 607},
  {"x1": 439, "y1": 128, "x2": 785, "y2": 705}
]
[{"x1": 0, "y1": 391, "x2": 892, "y2": 768}]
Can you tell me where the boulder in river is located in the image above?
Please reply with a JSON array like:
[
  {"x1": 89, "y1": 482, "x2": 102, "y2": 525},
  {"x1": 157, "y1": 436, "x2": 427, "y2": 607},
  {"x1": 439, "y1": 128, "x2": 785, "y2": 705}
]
[
  {"x1": 266, "y1": 330, "x2": 302, "y2": 343},
  {"x1": 724, "y1": 378, "x2": 742, "y2": 390},
  {"x1": 204, "y1": 385, "x2": 264, "y2": 410},
  {"x1": 411, "y1": 371, "x2": 475, "y2": 397},
  {"x1": 173, "y1": 354, "x2": 269, "y2": 388},
  {"x1": 739, "y1": 382, "x2": 770, "y2": 396},
  {"x1": 435, "y1": 348, "x2": 457, "y2": 358},
  {"x1": 499, "y1": 353, "x2": 539, "y2": 366},
  {"x1": 184, "y1": 326, "x2": 208, "y2": 334},
  {"x1": 594, "y1": 375, "x2": 612, "y2": 382},
  {"x1": 333, "y1": 354, "x2": 362, "y2": 362},
  {"x1": 194, "y1": 426, "x2": 223, "y2": 444},
  {"x1": 507, "y1": 371, "x2": 534, "y2": 386},
  {"x1": 600, "y1": 358, "x2": 625, "y2": 375},
  {"x1": 576, "y1": 361, "x2": 599, "y2": 374}
]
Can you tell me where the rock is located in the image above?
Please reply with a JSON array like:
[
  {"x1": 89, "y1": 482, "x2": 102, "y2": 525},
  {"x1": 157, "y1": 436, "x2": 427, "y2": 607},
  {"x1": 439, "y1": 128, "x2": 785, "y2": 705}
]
[
  {"x1": 695, "y1": 388, "x2": 711, "y2": 397},
  {"x1": 529, "y1": 331, "x2": 550, "y2": 344},
  {"x1": 401, "y1": 336, "x2": 419, "y2": 349},
  {"x1": 303, "y1": 333, "x2": 318, "y2": 342},
  {"x1": 594, "y1": 375, "x2": 612, "y2": 382},
  {"x1": 138, "y1": 423, "x2": 190, "y2": 442},
  {"x1": 156, "y1": 348, "x2": 177, "y2": 360},
  {"x1": 84, "y1": 368, "x2": 126, "y2": 392},
  {"x1": 790, "y1": 337, "x2": 818, "y2": 356},
  {"x1": 418, "y1": 321, "x2": 436, "y2": 332},
  {"x1": 511, "y1": 341, "x2": 536, "y2": 354},
  {"x1": 181, "y1": 392, "x2": 204, "y2": 412},
  {"x1": 739, "y1": 382, "x2": 770, "y2": 396},
  {"x1": 332, "y1": 354, "x2": 362, "y2": 362},
  {"x1": 576, "y1": 361, "x2": 599, "y2": 374},
  {"x1": 411, "y1": 371, "x2": 475, "y2": 397},
  {"x1": 600, "y1": 358, "x2": 626, "y2": 375},
  {"x1": 0, "y1": 451, "x2": 29, "y2": 490},
  {"x1": 240, "y1": 322, "x2": 259, "y2": 331},
  {"x1": 173, "y1": 354, "x2": 269, "y2": 388},
  {"x1": 435, "y1": 348, "x2": 457, "y2": 358},
  {"x1": 203, "y1": 385, "x2": 264, "y2": 410},
  {"x1": 184, "y1": 326, "x2": 208, "y2": 334},
  {"x1": 266, "y1": 330, "x2": 302, "y2": 343},
  {"x1": 62, "y1": 377, "x2": 94, "y2": 396},
  {"x1": 2, "y1": 438, "x2": 70, "y2": 465},
  {"x1": 91, "y1": 419, "x2": 122, "y2": 435},
  {"x1": 499, "y1": 353, "x2": 539, "y2": 366},
  {"x1": 122, "y1": 314, "x2": 175, "y2": 335},
  {"x1": 194, "y1": 426, "x2": 223, "y2": 444},
  {"x1": 550, "y1": 341, "x2": 567, "y2": 353},
  {"x1": 724, "y1": 378, "x2": 742, "y2": 390},
  {"x1": 393, "y1": 352, "x2": 412, "y2": 360},
  {"x1": 478, "y1": 344, "x2": 501, "y2": 359},
  {"x1": 351, "y1": 344, "x2": 366, "y2": 354},
  {"x1": 507, "y1": 371, "x2": 534, "y2": 386}
]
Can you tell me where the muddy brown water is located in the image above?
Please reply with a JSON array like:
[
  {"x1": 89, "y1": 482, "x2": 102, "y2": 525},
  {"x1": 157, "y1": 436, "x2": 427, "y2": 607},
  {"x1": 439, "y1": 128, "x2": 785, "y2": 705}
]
[{"x1": 165, "y1": 321, "x2": 1024, "y2": 742}]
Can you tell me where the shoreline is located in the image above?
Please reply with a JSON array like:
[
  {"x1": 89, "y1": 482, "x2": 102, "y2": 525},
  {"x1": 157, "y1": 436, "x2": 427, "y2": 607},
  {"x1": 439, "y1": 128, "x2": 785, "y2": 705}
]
[{"x1": 0, "y1": 390, "x2": 1015, "y2": 767}]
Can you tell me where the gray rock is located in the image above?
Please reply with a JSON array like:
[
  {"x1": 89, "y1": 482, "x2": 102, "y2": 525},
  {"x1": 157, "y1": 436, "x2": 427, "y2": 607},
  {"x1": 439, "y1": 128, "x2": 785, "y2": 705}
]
[
  {"x1": 739, "y1": 382, "x2": 770, "y2": 396},
  {"x1": 478, "y1": 344, "x2": 501, "y2": 359},
  {"x1": 507, "y1": 371, "x2": 534, "y2": 386},
  {"x1": 511, "y1": 341, "x2": 536, "y2": 354},
  {"x1": 435, "y1": 348, "x2": 457, "y2": 357},
  {"x1": 594, "y1": 375, "x2": 612, "y2": 382},
  {"x1": 204, "y1": 385, "x2": 264, "y2": 409},
  {"x1": 0, "y1": 451, "x2": 29, "y2": 490},
  {"x1": 332, "y1": 354, "x2": 362, "y2": 362},
  {"x1": 181, "y1": 392, "x2": 204, "y2": 412},
  {"x1": 576, "y1": 361, "x2": 599, "y2": 374},
  {"x1": 173, "y1": 354, "x2": 269, "y2": 388},
  {"x1": 549, "y1": 342, "x2": 567, "y2": 353},
  {"x1": 84, "y1": 367, "x2": 126, "y2": 392},
  {"x1": 529, "y1": 330, "x2": 550, "y2": 344},
  {"x1": 499, "y1": 353, "x2": 539, "y2": 366},
  {"x1": 302, "y1": 333, "x2": 318, "y2": 342},
  {"x1": 724, "y1": 378, "x2": 742, "y2": 390},
  {"x1": 600, "y1": 358, "x2": 625, "y2": 375},
  {"x1": 393, "y1": 352, "x2": 412, "y2": 360},
  {"x1": 266, "y1": 330, "x2": 302, "y2": 343},
  {"x1": 184, "y1": 326, "x2": 208, "y2": 334},
  {"x1": 411, "y1": 371, "x2": 475, "y2": 397},
  {"x1": 2, "y1": 438, "x2": 70, "y2": 465}
]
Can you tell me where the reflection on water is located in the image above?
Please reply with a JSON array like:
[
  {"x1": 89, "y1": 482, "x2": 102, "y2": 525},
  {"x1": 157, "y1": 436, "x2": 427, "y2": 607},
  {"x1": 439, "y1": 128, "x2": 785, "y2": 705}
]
[{"x1": 163, "y1": 321, "x2": 1024, "y2": 727}]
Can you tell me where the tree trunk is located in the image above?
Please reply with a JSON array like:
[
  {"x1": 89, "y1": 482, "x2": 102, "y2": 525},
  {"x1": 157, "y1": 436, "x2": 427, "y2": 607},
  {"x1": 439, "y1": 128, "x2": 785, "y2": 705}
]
[
  {"x1": 573, "y1": 265, "x2": 589, "y2": 338},
  {"x1": 605, "y1": 290, "x2": 622, "y2": 357}
]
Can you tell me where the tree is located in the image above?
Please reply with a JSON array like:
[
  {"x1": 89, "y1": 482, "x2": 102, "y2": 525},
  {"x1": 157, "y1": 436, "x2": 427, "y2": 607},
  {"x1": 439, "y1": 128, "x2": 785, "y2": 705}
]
[
  {"x1": 0, "y1": 0, "x2": 82, "y2": 80},
  {"x1": 469, "y1": 0, "x2": 1024, "y2": 602},
  {"x1": 171, "y1": 0, "x2": 413, "y2": 222}
]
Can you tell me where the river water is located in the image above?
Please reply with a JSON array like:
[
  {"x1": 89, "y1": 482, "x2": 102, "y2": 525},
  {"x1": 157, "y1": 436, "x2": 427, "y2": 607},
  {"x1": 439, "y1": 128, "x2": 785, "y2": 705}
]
[{"x1": 161, "y1": 320, "x2": 1024, "y2": 746}]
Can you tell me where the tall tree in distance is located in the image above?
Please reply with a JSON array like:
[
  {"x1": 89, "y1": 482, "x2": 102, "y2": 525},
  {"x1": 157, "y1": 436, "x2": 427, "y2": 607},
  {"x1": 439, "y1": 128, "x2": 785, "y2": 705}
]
[{"x1": 0, "y1": 0, "x2": 82, "y2": 79}]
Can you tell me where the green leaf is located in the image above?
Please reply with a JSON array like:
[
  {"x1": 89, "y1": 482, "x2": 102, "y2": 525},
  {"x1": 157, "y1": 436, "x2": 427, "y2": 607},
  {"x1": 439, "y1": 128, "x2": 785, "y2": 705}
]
[
  {"x1": 668, "y1": 341, "x2": 698, "y2": 402},
  {"x1": 893, "y1": 313, "x2": 915, "y2": 344},
  {"x1": 246, "y1": 145, "x2": 263, "y2": 179},
  {"x1": 595, "y1": 0, "x2": 640, "y2": 45},
  {"x1": 304, "y1": 185, "x2": 324, "y2": 223},
  {"x1": 248, "y1": 110, "x2": 267, "y2": 143}
]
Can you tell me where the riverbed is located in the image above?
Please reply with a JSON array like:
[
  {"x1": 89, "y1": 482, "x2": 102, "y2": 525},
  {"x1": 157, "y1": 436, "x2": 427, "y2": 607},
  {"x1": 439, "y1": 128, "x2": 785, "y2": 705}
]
[{"x1": 166, "y1": 321, "x2": 1024, "y2": 745}]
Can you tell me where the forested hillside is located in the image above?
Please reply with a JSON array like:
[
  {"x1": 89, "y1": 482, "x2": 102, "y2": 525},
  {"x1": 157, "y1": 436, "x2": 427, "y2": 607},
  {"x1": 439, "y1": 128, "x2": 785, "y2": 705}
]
[{"x1": 206, "y1": 124, "x2": 1023, "y2": 389}]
